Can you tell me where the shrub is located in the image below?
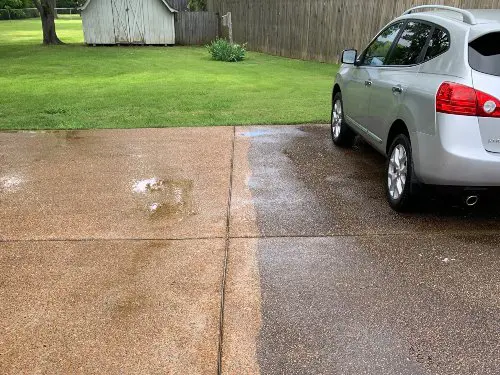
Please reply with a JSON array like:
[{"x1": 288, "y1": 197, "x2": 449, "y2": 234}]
[
  {"x1": 9, "y1": 9, "x2": 26, "y2": 19},
  {"x1": 207, "y1": 38, "x2": 246, "y2": 62},
  {"x1": 0, "y1": 8, "x2": 39, "y2": 20}
]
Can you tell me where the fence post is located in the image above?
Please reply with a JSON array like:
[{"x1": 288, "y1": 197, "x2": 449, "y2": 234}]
[
  {"x1": 222, "y1": 12, "x2": 233, "y2": 44},
  {"x1": 227, "y1": 12, "x2": 233, "y2": 44}
]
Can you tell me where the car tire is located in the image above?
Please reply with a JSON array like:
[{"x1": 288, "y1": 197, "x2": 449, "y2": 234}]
[
  {"x1": 386, "y1": 134, "x2": 417, "y2": 212},
  {"x1": 331, "y1": 92, "x2": 355, "y2": 147}
]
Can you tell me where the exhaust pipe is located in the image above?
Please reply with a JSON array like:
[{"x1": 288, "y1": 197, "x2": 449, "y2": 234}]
[{"x1": 465, "y1": 195, "x2": 479, "y2": 207}]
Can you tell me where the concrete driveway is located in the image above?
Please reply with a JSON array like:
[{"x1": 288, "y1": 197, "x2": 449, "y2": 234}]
[{"x1": 1, "y1": 126, "x2": 499, "y2": 374}]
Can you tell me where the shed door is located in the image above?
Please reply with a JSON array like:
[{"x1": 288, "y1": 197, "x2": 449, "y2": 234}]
[{"x1": 111, "y1": 0, "x2": 145, "y2": 44}]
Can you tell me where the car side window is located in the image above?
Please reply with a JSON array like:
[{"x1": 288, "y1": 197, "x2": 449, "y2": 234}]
[
  {"x1": 361, "y1": 22, "x2": 403, "y2": 66},
  {"x1": 424, "y1": 27, "x2": 450, "y2": 61},
  {"x1": 385, "y1": 21, "x2": 433, "y2": 65}
]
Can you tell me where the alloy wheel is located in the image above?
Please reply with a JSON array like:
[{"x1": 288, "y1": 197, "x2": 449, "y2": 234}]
[
  {"x1": 388, "y1": 144, "x2": 408, "y2": 200},
  {"x1": 331, "y1": 100, "x2": 342, "y2": 140}
]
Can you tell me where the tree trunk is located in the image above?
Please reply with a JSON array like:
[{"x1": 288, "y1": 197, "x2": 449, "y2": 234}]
[{"x1": 32, "y1": 0, "x2": 63, "y2": 45}]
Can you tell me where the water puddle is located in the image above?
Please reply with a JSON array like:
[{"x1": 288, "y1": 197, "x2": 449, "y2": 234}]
[
  {"x1": 0, "y1": 174, "x2": 23, "y2": 193},
  {"x1": 133, "y1": 178, "x2": 162, "y2": 193},
  {"x1": 239, "y1": 127, "x2": 308, "y2": 139},
  {"x1": 239, "y1": 129, "x2": 274, "y2": 138},
  {"x1": 132, "y1": 177, "x2": 195, "y2": 219}
]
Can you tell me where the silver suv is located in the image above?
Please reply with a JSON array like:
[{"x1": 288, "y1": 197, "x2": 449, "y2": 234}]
[{"x1": 332, "y1": 5, "x2": 500, "y2": 211}]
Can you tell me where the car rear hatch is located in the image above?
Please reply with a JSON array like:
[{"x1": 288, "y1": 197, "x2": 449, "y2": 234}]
[{"x1": 469, "y1": 31, "x2": 500, "y2": 153}]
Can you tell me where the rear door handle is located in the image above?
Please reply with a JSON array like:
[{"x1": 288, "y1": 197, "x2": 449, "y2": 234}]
[
  {"x1": 365, "y1": 80, "x2": 372, "y2": 87},
  {"x1": 392, "y1": 85, "x2": 403, "y2": 94}
]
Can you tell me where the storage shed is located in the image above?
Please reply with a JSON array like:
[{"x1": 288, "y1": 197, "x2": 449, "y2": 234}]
[{"x1": 79, "y1": 0, "x2": 178, "y2": 45}]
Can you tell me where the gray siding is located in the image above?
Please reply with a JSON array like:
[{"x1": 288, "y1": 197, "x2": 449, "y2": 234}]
[
  {"x1": 82, "y1": 0, "x2": 114, "y2": 44},
  {"x1": 81, "y1": 0, "x2": 175, "y2": 45},
  {"x1": 145, "y1": 0, "x2": 175, "y2": 44},
  {"x1": 168, "y1": 0, "x2": 189, "y2": 11}
]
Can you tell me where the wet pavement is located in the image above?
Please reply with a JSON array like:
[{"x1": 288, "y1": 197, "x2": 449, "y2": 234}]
[
  {"x1": 228, "y1": 125, "x2": 500, "y2": 375},
  {"x1": 0, "y1": 128, "x2": 233, "y2": 240},
  {"x1": 1, "y1": 125, "x2": 499, "y2": 374}
]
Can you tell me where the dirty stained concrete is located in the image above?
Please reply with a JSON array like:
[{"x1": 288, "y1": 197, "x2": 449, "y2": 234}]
[
  {"x1": 1, "y1": 125, "x2": 499, "y2": 374},
  {"x1": 0, "y1": 127, "x2": 233, "y2": 375},
  {"x1": 0, "y1": 128, "x2": 232, "y2": 240},
  {"x1": 1, "y1": 240, "x2": 224, "y2": 374}
]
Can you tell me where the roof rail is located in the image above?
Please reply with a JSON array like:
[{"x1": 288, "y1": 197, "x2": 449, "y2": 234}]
[{"x1": 403, "y1": 5, "x2": 477, "y2": 25}]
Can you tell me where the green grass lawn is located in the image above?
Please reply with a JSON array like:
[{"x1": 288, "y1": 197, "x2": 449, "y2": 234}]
[{"x1": 0, "y1": 19, "x2": 338, "y2": 130}]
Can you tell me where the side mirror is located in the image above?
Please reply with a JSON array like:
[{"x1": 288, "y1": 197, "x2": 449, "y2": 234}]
[{"x1": 341, "y1": 49, "x2": 357, "y2": 65}]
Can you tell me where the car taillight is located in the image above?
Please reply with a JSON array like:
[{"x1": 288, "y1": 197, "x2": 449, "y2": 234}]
[
  {"x1": 476, "y1": 91, "x2": 500, "y2": 117},
  {"x1": 436, "y1": 82, "x2": 500, "y2": 118}
]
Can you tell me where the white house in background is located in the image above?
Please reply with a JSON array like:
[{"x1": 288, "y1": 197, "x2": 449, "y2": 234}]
[{"x1": 79, "y1": 0, "x2": 178, "y2": 45}]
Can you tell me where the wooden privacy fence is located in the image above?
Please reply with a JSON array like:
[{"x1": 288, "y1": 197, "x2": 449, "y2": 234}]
[
  {"x1": 168, "y1": 0, "x2": 189, "y2": 11},
  {"x1": 175, "y1": 12, "x2": 219, "y2": 45},
  {"x1": 207, "y1": 0, "x2": 500, "y2": 63}
]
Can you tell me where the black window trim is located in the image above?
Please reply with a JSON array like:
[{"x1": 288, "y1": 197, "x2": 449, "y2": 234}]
[
  {"x1": 383, "y1": 19, "x2": 412, "y2": 66},
  {"x1": 358, "y1": 20, "x2": 406, "y2": 66},
  {"x1": 358, "y1": 19, "x2": 451, "y2": 68},
  {"x1": 384, "y1": 20, "x2": 434, "y2": 66},
  {"x1": 416, "y1": 24, "x2": 436, "y2": 63},
  {"x1": 420, "y1": 22, "x2": 451, "y2": 64}
]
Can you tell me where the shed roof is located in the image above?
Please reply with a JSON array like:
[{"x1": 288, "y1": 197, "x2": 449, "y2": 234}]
[{"x1": 79, "y1": 0, "x2": 178, "y2": 13}]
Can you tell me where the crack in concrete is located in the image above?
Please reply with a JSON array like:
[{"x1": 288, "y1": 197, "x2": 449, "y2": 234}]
[
  {"x1": 217, "y1": 126, "x2": 237, "y2": 375},
  {"x1": 4, "y1": 230, "x2": 500, "y2": 244}
]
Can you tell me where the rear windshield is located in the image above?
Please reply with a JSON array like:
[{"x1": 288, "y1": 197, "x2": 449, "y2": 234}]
[{"x1": 469, "y1": 32, "x2": 500, "y2": 76}]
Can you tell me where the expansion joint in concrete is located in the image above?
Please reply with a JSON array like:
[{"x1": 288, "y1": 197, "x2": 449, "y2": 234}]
[{"x1": 217, "y1": 126, "x2": 236, "y2": 375}]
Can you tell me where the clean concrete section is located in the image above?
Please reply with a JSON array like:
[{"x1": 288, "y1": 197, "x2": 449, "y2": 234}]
[
  {"x1": 230, "y1": 125, "x2": 500, "y2": 237},
  {"x1": 221, "y1": 136, "x2": 262, "y2": 374},
  {"x1": 221, "y1": 239, "x2": 262, "y2": 375},
  {"x1": 224, "y1": 125, "x2": 500, "y2": 375},
  {"x1": 252, "y1": 235, "x2": 500, "y2": 375},
  {"x1": 1, "y1": 125, "x2": 499, "y2": 374}
]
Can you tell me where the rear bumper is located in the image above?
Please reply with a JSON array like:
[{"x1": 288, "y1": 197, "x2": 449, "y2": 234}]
[{"x1": 414, "y1": 113, "x2": 500, "y2": 186}]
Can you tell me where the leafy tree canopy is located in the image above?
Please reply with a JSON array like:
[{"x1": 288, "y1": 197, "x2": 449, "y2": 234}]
[
  {"x1": 1, "y1": 0, "x2": 82, "y2": 8},
  {"x1": 0, "y1": 0, "x2": 31, "y2": 8},
  {"x1": 55, "y1": 0, "x2": 82, "y2": 7},
  {"x1": 188, "y1": 0, "x2": 206, "y2": 11}
]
